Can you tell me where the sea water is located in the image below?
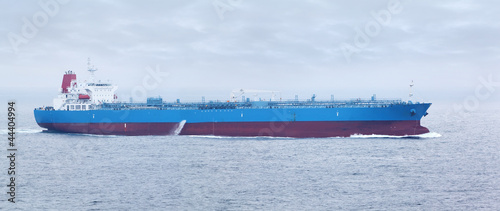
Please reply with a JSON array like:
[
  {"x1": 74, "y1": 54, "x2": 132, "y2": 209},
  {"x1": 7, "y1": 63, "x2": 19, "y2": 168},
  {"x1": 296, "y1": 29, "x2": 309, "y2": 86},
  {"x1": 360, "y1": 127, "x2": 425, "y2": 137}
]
[{"x1": 1, "y1": 103, "x2": 499, "y2": 210}]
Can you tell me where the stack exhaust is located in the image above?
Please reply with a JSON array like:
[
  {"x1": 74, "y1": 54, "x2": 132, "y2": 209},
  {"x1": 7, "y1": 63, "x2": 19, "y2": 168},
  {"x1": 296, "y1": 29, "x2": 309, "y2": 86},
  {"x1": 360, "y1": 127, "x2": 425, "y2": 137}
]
[{"x1": 61, "y1": 70, "x2": 76, "y2": 93}]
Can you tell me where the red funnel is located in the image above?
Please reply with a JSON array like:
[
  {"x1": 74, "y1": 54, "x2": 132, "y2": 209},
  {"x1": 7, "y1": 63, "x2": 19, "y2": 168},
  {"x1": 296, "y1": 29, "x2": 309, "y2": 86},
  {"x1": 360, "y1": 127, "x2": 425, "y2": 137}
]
[{"x1": 61, "y1": 71, "x2": 76, "y2": 93}]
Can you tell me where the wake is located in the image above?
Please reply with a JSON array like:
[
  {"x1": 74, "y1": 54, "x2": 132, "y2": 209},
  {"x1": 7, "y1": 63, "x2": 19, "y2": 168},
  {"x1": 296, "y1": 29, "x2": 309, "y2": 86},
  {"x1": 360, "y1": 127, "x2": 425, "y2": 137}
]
[
  {"x1": 349, "y1": 132, "x2": 442, "y2": 139},
  {"x1": 0, "y1": 128, "x2": 43, "y2": 135}
]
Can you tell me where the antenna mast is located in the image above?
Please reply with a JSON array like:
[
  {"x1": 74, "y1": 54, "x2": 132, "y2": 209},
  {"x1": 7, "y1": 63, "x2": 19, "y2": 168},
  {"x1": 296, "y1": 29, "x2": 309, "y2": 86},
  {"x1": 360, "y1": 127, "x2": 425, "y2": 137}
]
[
  {"x1": 409, "y1": 80, "x2": 414, "y2": 101},
  {"x1": 87, "y1": 57, "x2": 98, "y2": 82}
]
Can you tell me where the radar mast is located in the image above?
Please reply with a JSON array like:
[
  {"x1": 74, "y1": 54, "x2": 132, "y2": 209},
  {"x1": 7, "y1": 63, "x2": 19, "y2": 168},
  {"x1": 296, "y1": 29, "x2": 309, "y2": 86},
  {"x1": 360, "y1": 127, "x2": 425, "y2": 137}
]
[
  {"x1": 409, "y1": 80, "x2": 414, "y2": 101},
  {"x1": 87, "y1": 58, "x2": 98, "y2": 82}
]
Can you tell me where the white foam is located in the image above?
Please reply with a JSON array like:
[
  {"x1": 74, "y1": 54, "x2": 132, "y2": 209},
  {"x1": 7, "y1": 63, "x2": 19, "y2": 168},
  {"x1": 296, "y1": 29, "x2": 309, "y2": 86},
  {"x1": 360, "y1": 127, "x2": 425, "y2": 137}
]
[
  {"x1": 74, "y1": 133, "x2": 121, "y2": 138},
  {"x1": 416, "y1": 132, "x2": 442, "y2": 138},
  {"x1": 173, "y1": 120, "x2": 186, "y2": 135},
  {"x1": 350, "y1": 132, "x2": 442, "y2": 139},
  {"x1": 0, "y1": 129, "x2": 43, "y2": 134},
  {"x1": 186, "y1": 135, "x2": 294, "y2": 140},
  {"x1": 187, "y1": 132, "x2": 443, "y2": 140}
]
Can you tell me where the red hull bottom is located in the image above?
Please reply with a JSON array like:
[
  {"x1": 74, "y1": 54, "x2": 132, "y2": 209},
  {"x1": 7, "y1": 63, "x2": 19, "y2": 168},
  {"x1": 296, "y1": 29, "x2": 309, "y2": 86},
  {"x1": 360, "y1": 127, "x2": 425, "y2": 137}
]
[
  {"x1": 38, "y1": 122, "x2": 181, "y2": 136},
  {"x1": 38, "y1": 121, "x2": 429, "y2": 138}
]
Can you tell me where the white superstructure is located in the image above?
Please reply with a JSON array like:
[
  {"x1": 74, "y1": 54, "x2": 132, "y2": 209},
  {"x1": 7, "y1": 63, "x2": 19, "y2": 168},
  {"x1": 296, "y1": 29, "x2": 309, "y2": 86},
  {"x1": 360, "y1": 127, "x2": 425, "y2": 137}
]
[{"x1": 52, "y1": 61, "x2": 118, "y2": 111}]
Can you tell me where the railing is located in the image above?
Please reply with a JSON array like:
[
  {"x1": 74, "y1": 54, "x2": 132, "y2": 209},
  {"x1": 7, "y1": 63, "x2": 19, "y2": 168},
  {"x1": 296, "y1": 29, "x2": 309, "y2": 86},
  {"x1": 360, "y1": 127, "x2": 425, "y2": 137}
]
[
  {"x1": 96, "y1": 98, "x2": 412, "y2": 111},
  {"x1": 36, "y1": 98, "x2": 426, "y2": 111}
]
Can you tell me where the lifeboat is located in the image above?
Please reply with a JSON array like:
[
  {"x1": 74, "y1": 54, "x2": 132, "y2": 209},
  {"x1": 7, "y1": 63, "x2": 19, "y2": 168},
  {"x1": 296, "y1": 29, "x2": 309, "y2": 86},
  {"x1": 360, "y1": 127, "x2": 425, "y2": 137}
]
[{"x1": 79, "y1": 94, "x2": 90, "y2": 99}]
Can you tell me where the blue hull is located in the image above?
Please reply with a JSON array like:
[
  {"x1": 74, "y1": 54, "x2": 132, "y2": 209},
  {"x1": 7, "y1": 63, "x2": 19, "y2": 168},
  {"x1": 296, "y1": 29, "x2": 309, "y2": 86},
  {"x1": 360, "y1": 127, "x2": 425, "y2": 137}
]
[{"x1": 34, "y1": 103, "x2": 431, "y2": 137}]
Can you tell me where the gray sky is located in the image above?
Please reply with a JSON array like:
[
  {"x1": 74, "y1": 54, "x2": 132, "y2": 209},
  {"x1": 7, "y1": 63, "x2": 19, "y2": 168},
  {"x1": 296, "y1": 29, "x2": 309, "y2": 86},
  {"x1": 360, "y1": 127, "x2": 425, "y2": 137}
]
[{"x1": 1, "y1": 0, "x2": 499, "y2": 105}]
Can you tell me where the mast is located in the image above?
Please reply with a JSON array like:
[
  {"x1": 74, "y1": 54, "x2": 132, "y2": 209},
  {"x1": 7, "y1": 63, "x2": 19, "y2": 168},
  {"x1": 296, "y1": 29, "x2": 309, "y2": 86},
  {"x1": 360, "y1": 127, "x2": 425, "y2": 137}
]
[
  {"x1": 87, "y1": 57, "x2": 98, "y2": 82},
  {"x1": 409, "y1": 80, "x2": 414, "y2": 101}
]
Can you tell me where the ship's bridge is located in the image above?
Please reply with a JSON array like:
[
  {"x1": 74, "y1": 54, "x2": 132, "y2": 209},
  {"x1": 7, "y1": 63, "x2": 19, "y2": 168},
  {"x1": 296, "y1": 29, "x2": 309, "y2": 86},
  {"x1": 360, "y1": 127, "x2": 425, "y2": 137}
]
[{"x1": 83, "y1": 80, "x2": 118, "y2": 104}]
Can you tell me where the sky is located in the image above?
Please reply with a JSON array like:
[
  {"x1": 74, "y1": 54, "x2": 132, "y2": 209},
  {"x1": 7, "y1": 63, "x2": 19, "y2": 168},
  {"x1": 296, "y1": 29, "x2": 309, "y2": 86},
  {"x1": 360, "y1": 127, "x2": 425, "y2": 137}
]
[{"x1": 1, "y1": 0, "x2": 499, "y2": 106}]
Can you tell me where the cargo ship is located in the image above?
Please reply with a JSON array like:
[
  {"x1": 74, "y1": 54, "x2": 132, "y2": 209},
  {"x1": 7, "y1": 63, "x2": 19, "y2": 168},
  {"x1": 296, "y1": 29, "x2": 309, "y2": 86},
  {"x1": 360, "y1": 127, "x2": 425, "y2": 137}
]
[{"x1": 34, "y1": 65, "x2": 431, "y2": 138}]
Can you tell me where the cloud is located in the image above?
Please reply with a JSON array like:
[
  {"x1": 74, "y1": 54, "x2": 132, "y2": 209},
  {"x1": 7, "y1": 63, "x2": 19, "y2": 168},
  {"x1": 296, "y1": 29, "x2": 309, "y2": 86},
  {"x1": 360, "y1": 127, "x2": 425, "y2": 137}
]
[{"x1": 1, "y1": 0, "x2": 499, "y2": 103}]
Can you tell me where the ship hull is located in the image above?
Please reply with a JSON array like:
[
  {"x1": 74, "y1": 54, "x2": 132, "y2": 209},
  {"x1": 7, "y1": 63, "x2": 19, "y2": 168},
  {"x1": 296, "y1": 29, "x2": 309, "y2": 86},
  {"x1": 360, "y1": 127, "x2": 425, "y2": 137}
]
[
  {"x1": 37, "y1": 120, "x2": 428, "y2": 137},
  {"x1": 182, "y1": 120, "x2": 429, "y2": 137},
  {"x1": 34, "y1": 103, "x2": 431, "y2": 137},
  {"x1": 37, "y1": 122, "x2": 181, "y2": 136}
]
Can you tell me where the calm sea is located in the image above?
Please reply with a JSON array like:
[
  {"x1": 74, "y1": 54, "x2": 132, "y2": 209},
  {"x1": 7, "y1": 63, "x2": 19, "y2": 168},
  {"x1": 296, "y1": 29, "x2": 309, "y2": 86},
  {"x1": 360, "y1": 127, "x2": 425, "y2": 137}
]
[{"x1": 1, "y1": 103, "x2": 499, "y2": 210}]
